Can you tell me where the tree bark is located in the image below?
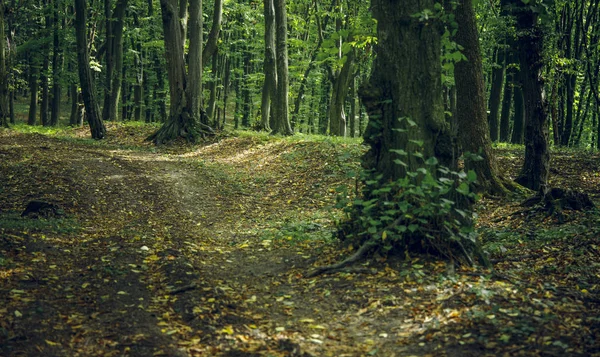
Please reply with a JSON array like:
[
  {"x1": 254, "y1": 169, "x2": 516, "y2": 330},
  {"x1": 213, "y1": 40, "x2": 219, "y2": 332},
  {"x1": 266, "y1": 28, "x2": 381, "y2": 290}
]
[
  {"x1": 75, "y1": 0, "x2": 106, "y2": 139},
  {"x1": 449, "y1": 0, "x2": 508, "y2": 194},
  {"x1": 260, "y1": 0, "x2": 276, "y2": 132},
  {"x1": 27, "y1": 57, "x2": 39, "y2": 126},
  {"x1": 328, "y1": 50, "x2": 354, "y2": 137},
  {"x1": 499, "y1": 72, "x2": 513, "y2": 143},
  {"x1": 202, "y1": 0, "x2": 223, "y2": 65},
  {"x1": 0, "y1": 0, "x2": 8, "y2": 128},
  {"x1": 40, "y1": 7, "x2": 50, "y2": 127},
  {"x1": 505, "y1": 0, "x2": 550, "y2": 192},
  {"x1": 511, "y1": 77, "x2": 525, "y2": 144},
  {"x1": 50, "y1": 0, "x2": 64, "y2": 127},
  {"x1": 488, "y1": 48, "x2": 505, "y2": 142},
  {"x1": 272, "y1": 0, "x2": 293, "y2": 135},
  {"x1": 102, "y1": 0, "x2": 128, "y2": 122},
  {"x1": 149, "y1": 0, "x2": 212, "y2": 144},
  {"x1": 360, "y1": 0, "x2": 452, "y2": 182}
]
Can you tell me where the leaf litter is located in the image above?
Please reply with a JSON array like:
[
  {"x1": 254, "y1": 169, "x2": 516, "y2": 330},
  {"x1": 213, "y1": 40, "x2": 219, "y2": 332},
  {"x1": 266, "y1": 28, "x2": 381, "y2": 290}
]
[{"x1": 0, "y1": 126, "x2": 599, "y2": 356}]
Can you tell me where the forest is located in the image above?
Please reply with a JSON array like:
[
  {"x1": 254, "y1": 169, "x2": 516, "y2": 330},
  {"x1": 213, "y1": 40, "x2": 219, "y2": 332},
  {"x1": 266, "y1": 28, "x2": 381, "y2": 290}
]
[{"x1": 1, "y1": 0, "x2": 600, "y2": 356}]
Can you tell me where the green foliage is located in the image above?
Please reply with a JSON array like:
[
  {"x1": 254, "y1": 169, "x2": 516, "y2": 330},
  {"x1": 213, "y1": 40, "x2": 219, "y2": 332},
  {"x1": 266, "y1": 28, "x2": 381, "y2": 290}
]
[
  {"x1": 338, "y1": 153, "x2": 479, "y2": 260},
  {"x1": 0, "y1": 212, "x2": 80, "y2": 234}
]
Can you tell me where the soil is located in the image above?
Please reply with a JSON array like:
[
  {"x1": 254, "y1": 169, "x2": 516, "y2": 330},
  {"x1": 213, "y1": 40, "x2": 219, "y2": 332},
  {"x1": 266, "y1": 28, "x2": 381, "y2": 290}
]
[{"x1": 1, "y1": 128, "x2": 599, "y2": 356}]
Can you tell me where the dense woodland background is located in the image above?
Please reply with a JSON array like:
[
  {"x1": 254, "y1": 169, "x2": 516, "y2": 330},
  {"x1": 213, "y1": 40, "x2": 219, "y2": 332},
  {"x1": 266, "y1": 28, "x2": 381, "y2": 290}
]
[
  {"x1": 1, "y1": 0, "x2": 600, "y2": 355},
  {"x1": 0, "y1": 0, "x2": 599, "y2": 147}
]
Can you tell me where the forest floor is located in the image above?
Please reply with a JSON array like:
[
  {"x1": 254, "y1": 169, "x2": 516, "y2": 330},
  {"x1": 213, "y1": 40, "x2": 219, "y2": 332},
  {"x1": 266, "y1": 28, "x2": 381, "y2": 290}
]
[{"x1": 0, "y1": 124, "x2": 599, "y2": 357}]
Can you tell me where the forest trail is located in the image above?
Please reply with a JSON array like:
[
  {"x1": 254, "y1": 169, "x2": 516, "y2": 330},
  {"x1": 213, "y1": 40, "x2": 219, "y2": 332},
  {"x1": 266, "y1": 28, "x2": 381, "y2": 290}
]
[{"x1": 1, "y1": 128, "x2": 600, "y2": 356}]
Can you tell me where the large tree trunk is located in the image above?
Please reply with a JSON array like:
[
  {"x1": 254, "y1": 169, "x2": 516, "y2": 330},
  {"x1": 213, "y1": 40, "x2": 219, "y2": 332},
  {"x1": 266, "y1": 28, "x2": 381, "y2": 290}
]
[
  {"x1": 74, "y1": 0, "x2": 106, "y2": 139},
  {"x1": 319, "y1": 0, "x2": 482, "y2": 274},
  {"x1": 449, "y1": 0, "x2": 508, "y2": 194},
  {"x1": 360, "y1": 1, "x2": 452, "y2": 182},
  {"x1": 505, "y1": 0, "x2": 550, "y2": 192},
  {"x1": 271, "y1": 0, "x2": 293, "y2": 135},
  {"x1": 149, "y1": 0, "x2": 212, "y2": 144}
]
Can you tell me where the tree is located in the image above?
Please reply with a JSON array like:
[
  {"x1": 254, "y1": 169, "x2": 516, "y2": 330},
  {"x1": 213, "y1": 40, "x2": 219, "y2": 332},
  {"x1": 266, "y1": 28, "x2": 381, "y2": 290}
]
[
  {"x1": 148, "y1": 0, "x2": 212, "y2": 144},
  {"x1": 448, "y1": 0, "x2": 511, "y2": 195},
  {"x1": 504, "y1": 0, "x2": 550, "y2": 192},
  {"x1": 0, "y1": 0, "x2": 8, "y2": 128},
  {"x1": 74, "y1": 0, "x2": 106, "y2": 139},
  {"x1": 102, "y1": 0, "x2": 128, "y2": 122},
  {"x1": 260, "y1": 0, "x2": 276, "y2": 132},
  {"x1": 310, "y1": 0, "x2": 483, "y2": 277},
  {"x1": 271, "y1": 0, "x2": 293, "y2": 135}
]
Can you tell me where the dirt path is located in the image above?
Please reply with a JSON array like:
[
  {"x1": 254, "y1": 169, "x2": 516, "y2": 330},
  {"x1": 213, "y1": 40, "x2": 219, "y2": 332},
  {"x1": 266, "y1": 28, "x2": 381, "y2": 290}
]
[
  {"x1": 0, "y1": 132, "x2": 397, "y2": 356},
  {"x1": 2, "y1": 131, "x2": 599, "y2": 357}
]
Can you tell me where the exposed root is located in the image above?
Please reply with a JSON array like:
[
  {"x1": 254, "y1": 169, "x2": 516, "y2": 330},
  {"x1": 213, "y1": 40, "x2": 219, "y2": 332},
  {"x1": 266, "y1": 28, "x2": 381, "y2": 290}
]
[
  {"x1": 305, "y1": 240, "x2": 378, "y2": 278},
  {"x1": 147, "y1": 111, "x2": 214, "y2": 145}
]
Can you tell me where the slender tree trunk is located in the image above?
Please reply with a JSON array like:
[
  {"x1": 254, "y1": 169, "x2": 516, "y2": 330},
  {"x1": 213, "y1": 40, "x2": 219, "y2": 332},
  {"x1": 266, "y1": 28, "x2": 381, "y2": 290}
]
[
  {"x1": 511, "y1": 77, "x2": 525, "y2": 144},
  {"x1": 488, "y1": 48, "x2": 505, "y2": 142},
  {"x1": 28, "y1": 57, "x2": 39, "y2": 126},
  {"x1": 0, "y1": 0, "x2": 8, "y2": 128},
  {"x1": 291, "y1": 0, "x2": 335, "y2": 125},
  {"x1": 50, "y1": 0, "x2": 64, "y2": 127},
  {"x1": 133, "y1": 43, "x2": 143, "y2": 121},
  {"x1": 40, "y1": 9, "x2": 50, "y2": 127},
  {"x1": 75, "y1": 0, "x2": 107, "y2": 139},
  {"x1": 69, "y1": 83, "x2": 79, "y2": 126},
  {"x1": 106, "y1": 0, "x2": 128, "y2": 122},
  {"x1": 328, "y1": 50, "x2": 354, "y2": 137},
  {"x1": 499, "y1": 66, "x2": 513, "y2": 142},
  {"x1": 318, "y1": 76, "x2": 330, "y2": 135},
  {"x1": 272, "y1": 0, "x2": 293, "y2": 135},
  {"x1": 241, "y1": 46, "x2": 252, "y2": 127},
  {"x1": 221, "y1": 55, "x2": 231, "y2": 129},
  {"x1": 260, "y1": 0, "x2": 276, "y2": 131},
  {"x1": 349, "y1": 76, "x2": 356, "y2": 138},
  {"x1": 202, "y1": 0, "x2": 223, "y2": 65}
]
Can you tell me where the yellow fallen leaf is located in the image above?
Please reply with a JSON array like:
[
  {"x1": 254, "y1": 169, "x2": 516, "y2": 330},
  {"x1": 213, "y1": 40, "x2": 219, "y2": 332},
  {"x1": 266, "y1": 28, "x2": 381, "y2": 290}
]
[
  {"x1": 299, "y1": 318, "x2": 315, "y2": 323},
  {"x1": 308, "y1": 324, "x2": 326, "y2": 330},
  {"x1": 221, "y1": 325, "x2": 234, "y2": 335},
  {"x1": 81, "y1": 283, "x2": 89, "y2": 289},
  {"x1": 45, "y1": 340, "x2": 60, "y2": 346}
]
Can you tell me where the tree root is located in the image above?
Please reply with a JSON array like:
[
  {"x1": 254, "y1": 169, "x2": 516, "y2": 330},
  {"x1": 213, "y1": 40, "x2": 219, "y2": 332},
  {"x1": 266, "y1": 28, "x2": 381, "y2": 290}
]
[
  {"x1": 147, "y1": 111, "x2": 214, "y2": 145},
  {"x1": 305, "y1": 240, "x2": 378, "y2": 278}
]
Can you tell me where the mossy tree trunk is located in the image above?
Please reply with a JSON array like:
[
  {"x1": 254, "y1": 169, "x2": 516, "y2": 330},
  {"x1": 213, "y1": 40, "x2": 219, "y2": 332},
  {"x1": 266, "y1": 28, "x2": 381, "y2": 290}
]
[{"x1": 360, "y1": 0, "x2": 453, "y2": 182}]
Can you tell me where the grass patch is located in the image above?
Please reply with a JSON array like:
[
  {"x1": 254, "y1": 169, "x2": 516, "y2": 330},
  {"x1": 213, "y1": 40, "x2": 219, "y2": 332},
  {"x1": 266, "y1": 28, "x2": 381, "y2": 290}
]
[
  {"x1": 0, "y1": 212, "x2": 81, "y2": 234},
  {"x1": 260, "y1": 211, "x2": 341, "y2": 244}
]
